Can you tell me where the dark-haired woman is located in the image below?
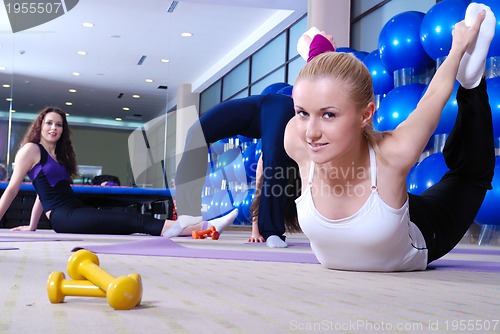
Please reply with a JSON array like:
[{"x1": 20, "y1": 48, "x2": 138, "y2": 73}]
[{"x1": 1, "y1": 107, "x2": 237, "y2": 236}]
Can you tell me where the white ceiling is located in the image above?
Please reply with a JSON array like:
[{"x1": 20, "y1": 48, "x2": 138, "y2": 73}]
[{"x1": 0, "y1": 0, "x2": 307, "y2": 127}]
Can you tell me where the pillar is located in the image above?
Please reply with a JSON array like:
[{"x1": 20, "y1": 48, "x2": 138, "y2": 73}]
[
  {"x1": 175, "y1": 83, "x2": 200, "y2": 168},
  {"x1": 308, "y1": 0, "x2": 350, "y2": 48}
]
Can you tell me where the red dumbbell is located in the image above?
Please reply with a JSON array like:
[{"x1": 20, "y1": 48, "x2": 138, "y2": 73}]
[{"x1": 192, "y1": 225, "x2": 220, "y2": 240}]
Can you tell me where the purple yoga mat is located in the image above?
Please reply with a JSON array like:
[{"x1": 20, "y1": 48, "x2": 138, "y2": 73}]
[
  {"x1": 450, "y1": 248, "x2": 500, "y2": 256},
  {"x1": 0, "y1": 247, "x2": 19, "y2": 250},
  {"x1": 74, "y1": 238, "x2": 500, "y2": 272},
  {"x1": 0, "y1": 236, "x2": 82, "y2": 242},
  {"x1": 74, "y1": 238, "x2": 319, "y2": 264}
]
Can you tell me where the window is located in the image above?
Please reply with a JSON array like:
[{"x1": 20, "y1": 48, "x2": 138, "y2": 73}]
[
  {"x1": 250, "y1": 68, "x2": 285, "y2": 95},
  {"x1": 199, "y1": 14, "x2": 306, "y2": 112},
  {"x1": 200, "y1": 80, "x2": 221, "y2": 115},
  {"x1": 251, "y1": 32, "x2": 286, "y2": 83},
  {"x1": 287, "y1": 57, "x2": 305, "y2": 85},
  {"x1": 288, "y1": 16, "x2": 307, "y2": 60},
  {"x1": 222, "y1": 59, "x2": 250, "y2": 100}
]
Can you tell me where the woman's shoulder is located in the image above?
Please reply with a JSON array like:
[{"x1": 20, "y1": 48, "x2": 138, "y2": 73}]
[
  {"x1": 375, "y1": 131, "x2": 420, "y2": 173},
  {"x1": 11, "y1": 143, "x2": 41, "y2": 177},
  {"x1": 16, "y1": 143, "x2": 41, "y2": 162},
  {"x1": 19, "y1": 142, "x2": 40, "y2": 153}
]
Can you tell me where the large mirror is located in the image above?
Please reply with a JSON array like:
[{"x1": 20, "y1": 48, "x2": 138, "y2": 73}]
[{"x1": 0, "y1": 0, "x2": 306, "y2": 187}]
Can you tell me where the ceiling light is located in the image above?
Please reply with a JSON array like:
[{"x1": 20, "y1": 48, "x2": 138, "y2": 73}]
[
  {"x1": 0, "y1": 67, "x2": 6, "y2": 71},
  {"x1": 82, "y1": 22, "x2": 94, "y2": 28},
  {"x1": 77, "y1": 51, "x2": 87, "y2": 56},
  {"x1": 115, "y1": 117, "x2": 122, "y2": 121},
  {"x1": 65, "y1": 102, "x2": 73, "y2": 106},
  {"x1": 69, "y1": 89, "x2": 77, "y2": 93},
  {"x1": 180, "y1": 32, "x2": 193, "y2": 37},
  {"x1": 2, "y1": 84, "x2": 10, "y2": 88},
  {"x1": 160, "y1": 58, "x2": 170, "y2": 63},
  {"x1": 6, "y1": 98, "x2": 12, "y2": 101},
  {"x1": 72, "y1": 72, "x2": 80, "y2": 76},
  {"x1": 122, "y1": 107, "x2": 130, "y2": 111},
  {"x1": 167, "y1": 1, "x2": 178, "y2": 13},
  {"x1": 145, "y1": 79, "x2": 154, "y2": 83},
  {"x1": 132, "y1": 95, "x2": 140, "y2": 99}
]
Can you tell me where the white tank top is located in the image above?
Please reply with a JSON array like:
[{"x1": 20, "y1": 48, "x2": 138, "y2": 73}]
[{"x1": 295, "y1": 145, "x2": 428, "y2": 272}]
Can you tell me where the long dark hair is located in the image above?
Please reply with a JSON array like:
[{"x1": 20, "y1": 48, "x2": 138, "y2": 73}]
[
  {"x1": 21, "y1": 107, "x2": 78, "y2": 178},
  {"x1": 250, "y1": 159, "x2": 302, "y2": 233}
]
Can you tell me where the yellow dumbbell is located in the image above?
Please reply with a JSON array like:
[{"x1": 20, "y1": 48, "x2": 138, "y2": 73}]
[
  {"x1": 66, "y1": 250, "x2": 142, "y2": 310},
  {"x1": 47, "y1": 271, "x2": 106, "y2": 303},
  {"x1": 47, "y1": 272, "x2": 142, "y2": 306}
]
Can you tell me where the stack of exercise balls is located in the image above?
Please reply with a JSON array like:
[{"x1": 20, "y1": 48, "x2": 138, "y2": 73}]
[
  {"x1": 369, "y1": 0, "x2": 500, "y2": 235},
  {"x1": 201, "y1": 82, "x2": 291, "y2": 224},
  {"x1": 204, "y1": 0, "x2": 500, "y2": 230}
]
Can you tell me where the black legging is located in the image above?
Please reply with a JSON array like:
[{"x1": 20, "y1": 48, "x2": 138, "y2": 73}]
[
  {"x1": 409, "y1": 79, "x2": 495, "y2": 263},
  {"x1": 49, "y1": 204, "x2": 164, "y2": 235},
  {"x1": 175, "y1": 94, "x2": 296, "y2": 240}
]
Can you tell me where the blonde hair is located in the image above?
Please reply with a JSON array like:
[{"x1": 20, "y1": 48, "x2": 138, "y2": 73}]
[{"x1": 296, "y1": 52, "x2": 381, "y2": 154}]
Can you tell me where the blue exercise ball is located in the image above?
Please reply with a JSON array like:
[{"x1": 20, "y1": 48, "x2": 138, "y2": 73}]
[
  {"x1": 210, "y1": 138, "x2": 229, "y2": 155},
  {"x1": 218, "y1": 191, "x2": 234, "y2": 216},
  {"x1": 336, "y1": 47, "x2": 369, "y2": 61},
  {"x1": 207, "y1": 190, "x2": 224, "y2": 218},
  {"x1": 261, "y1": 82, "x2": 291, "y2": 95},
  {"x1": 475, "y1": 156, "x2": 500, "y2": 225},
  {"x1": 481, "y1": 0, "x2": 500, "y2": 57},
  {"x1": 232, "y1": 191, "x2": 249, "y2": 224},
  {"x1": 362, "y1": 49, "x2": 394, "y2": 96},
  {"x1": 220, "y1": 148, "x2": 247, "y2": 184},
  {"x1": 336, "y1": 47, "x2": 357, "y2": 53},
  {"x1": 353, "y1": 51, "x2": 369, "y2": 61},
  {"x1": 237, "y1": 135, "x2": 255, "y2": 144},
  {"x1": 374, "y1": 84, "x2": 426, "y2": 131},
  {"x1": 201, "y1": 193, "x2": 213, "y2": 221},
  {"x1": 243, "y1": 189, "x2": 256, "y2": 222},
  {"x1": 422, "y1": 81, "x2": 459, "y2": 136},
  {"x1": 215, "y1": 148, "x2": 241, "y2": 182},
  {"x1": 233, "y1": 189, "x2": 256, "y2": 224},
  {"x1": 277, "y1": 85, "x2": 293, "y2": 97},
  {"x1": 486, "y1": 77, "x2": 500, "y2": 139},
  {"x1": 232, "y1": 159, "x2": 248, "y2": 184},
  {"x1": 208, "y1": 168, "x2": 224, "y2": 190},
  {"x1": 242, "y1": 142, "x2": 257, "y2": 181},
  {"x1": 420, "y1": 0, "x2": 470, "y2": 61},
  {"x1": 208, "y1": 189, "x2": 233, "y2": 219},
  {"x1": 379, "y1": 11, "x2": 434, "y2": 72},
  {"x1": 407, "y1": 152, "x2": 449, "y2": 195},
  {"x1": 255, "y1": 139, "x2": 262, "y2": 161}
]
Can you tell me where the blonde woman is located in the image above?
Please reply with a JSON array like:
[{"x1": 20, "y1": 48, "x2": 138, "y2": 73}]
[{"x1": 284, "y1": 4, "x2": 495, "y2": 271}]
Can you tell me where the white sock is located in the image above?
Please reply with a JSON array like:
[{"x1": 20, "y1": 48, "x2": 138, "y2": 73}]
[
  {"x1": 177, "y1": 215, "x2": 203, "y2": 228},
  {"x1": 162, "y1": 215, "x2": 202, "y2": 238},
  {"x1": 207, "y1": 209, "x2": 238, "y2": 233},
  {"x1": 457, "y1": 3, "x2": 496, "y2": 89},
  {"x1": 266, "y1": 235, "x2": 288, "y2": 248},
  {"x1": 297, "y1": 26, "x2": 320, "y2": 61}
]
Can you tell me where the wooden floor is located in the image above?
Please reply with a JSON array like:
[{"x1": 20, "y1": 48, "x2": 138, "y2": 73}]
[{"x1": 1, "y1": 226, "x2": 499, "y2": 333}]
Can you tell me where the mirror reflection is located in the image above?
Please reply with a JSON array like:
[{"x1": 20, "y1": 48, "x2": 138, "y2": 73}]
[{"x1": 0, "y1": 0, "x2": 306, "y2": 188}]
